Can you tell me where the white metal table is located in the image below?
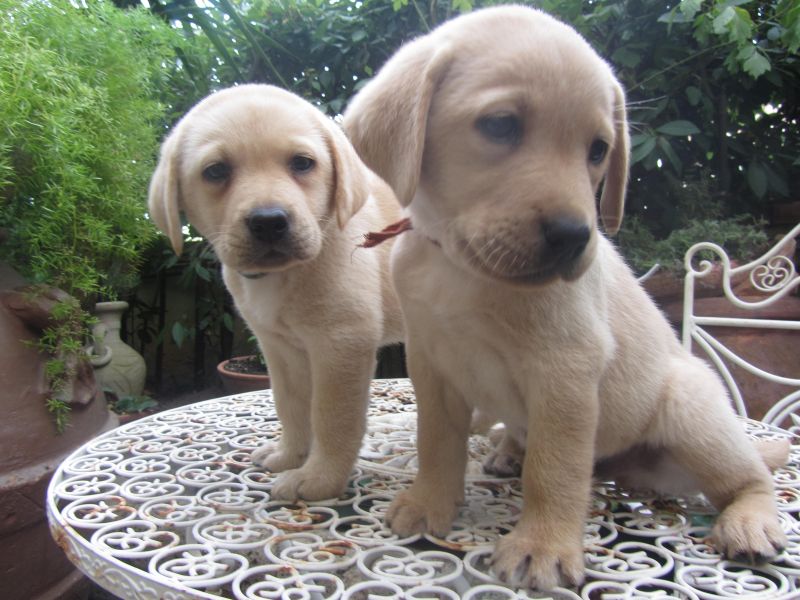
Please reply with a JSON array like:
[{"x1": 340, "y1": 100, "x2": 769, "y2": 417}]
[{"x1": 47, "y1": 378, "x2": 800, "y2": 599}]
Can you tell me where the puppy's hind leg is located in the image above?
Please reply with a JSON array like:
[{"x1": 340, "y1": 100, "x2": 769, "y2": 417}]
[
  {"x1": 483, "y1": 425, "x2": 524, "y2": 478},
  {"x1": 754, "y1": 438, "x2": 791, "y2": 472},
  {"x1": 653, "y1": 355, "x2": 787, "y2": 562}
]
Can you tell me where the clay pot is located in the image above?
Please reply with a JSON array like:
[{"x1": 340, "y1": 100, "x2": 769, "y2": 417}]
[
  {"x1": 0, "y1": 270, "x2": 116, "y2": 599},
  {"x1": 217, "y1": 356, "x2": 270, "y2": 395},
  {"x1": 641, "y1": 263, "x2": 730, "y2": 305}
]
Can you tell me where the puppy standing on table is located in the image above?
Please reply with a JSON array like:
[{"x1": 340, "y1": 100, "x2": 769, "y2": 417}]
[
  {"x1": 344, "y1": 6, "x2": 787, "y2": 590},
  {"x1": 148, "y1": 85, "x2": 403, "y2": 501}
]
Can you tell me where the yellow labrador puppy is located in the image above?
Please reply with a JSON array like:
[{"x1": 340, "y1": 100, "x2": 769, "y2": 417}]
[
  {"x1": 344, "y1": 6, "x2": 787, "y2": 590},
  {"x1": 149, "y1": 84, "x2": 403, "y2": 501}
]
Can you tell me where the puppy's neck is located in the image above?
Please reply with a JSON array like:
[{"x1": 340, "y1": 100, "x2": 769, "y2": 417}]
[{"x1": 408, "y1": 199, "x2": 445, "y2": 248}]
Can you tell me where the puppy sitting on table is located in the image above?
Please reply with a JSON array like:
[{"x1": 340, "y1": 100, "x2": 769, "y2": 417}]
[
  {"x1": 344, "y1": 6, "x2": 788, "y2": 590},
  {"x1": 148, "y1": 84, "x2": 403, "y2": 501}
]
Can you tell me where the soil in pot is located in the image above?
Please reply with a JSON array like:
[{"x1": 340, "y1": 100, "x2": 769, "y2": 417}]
[{"x1": 217, "y1": 355, "x2": 270, "y2": 395}]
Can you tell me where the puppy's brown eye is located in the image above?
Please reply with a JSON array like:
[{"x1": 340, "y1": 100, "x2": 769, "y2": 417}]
[
  {"x1": 202, "y1": 162, "x2": 231, "y2": 182},
  {"x1": 589, "y1": 140, "x2": 609, "y2": 164},
  {"x1": 290, "y1": 155, "x2": 315, "y2": 173},
  {"x1": 476, "y1": 114, "x2": 522, "y2": 144}
]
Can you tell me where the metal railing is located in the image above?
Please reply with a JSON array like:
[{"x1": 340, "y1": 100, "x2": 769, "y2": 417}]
[{"x1": 681, "y1": 222, "x2": 800, "y2": 426}]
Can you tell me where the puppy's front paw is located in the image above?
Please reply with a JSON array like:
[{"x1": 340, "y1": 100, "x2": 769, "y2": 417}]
[
  {"x1": 711, "y1": 501, "x2": 787, "y2": 562},
  {"x1": 386, "y1": 488, "x2": 458, "y2": 537},
  {"x1": 270, "y1": 465, "x2": 349, "y2": 501},
  {"x1": 491, "y1": 527, "x2": 585, "y2": 590},
  {"x1": 251, "y1": 441, "x2": 306, "y2": 473}
]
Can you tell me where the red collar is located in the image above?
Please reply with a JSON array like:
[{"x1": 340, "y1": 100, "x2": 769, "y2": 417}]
[
  {"x1": 359, "y1": 217, "x2": 413, "y2": 248},
  {"x1": 359, "y1": 217, "x2": 442, "y2": 249}
]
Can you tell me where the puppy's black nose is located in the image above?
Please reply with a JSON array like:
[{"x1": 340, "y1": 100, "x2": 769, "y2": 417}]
[
  {"x1": 246, "y1": 207, "x2": 290, "y2": 243},
  {"x1": 542, "y1": 217, "x2": 591, "y2": 261}
]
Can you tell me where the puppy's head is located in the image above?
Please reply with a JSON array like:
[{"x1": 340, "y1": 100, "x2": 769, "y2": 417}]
[
  {"x1": 344, "y1": 6, "x2": 629, "y2": 286},
  {"x1": 148, "y1": 84, "x2": 371, "y2": 277}
]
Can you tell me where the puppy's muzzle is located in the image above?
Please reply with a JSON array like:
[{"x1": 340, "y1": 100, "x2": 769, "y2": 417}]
[
  {"x1": 237, "y1": 206, "x2": 296, "y2": 278},
  {"x1": 247, "y1": 207, "x2": 290, "y2": 244},
  {"x1": 542, "y1": 216, "x2": 590, "y2": 267}
]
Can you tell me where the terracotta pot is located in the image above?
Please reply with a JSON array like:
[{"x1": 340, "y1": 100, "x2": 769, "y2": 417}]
[
  {"x1": 217, "y1": 356, "x2": 271, "y2": 395},
  {"x1": 0, "y1": 271, "x2": 116, "y2": 599},
  {"x1": 641, "y1": 264, "x2": 731, "y2": 305}
]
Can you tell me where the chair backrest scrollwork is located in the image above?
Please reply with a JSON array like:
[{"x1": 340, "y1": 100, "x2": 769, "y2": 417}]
[{"x1": 682, "y1": 222, "x2": 800, "y2": 430}]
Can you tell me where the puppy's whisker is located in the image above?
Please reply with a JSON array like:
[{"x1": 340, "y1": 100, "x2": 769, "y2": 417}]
[
  {"x1": 477, "y1": 235, "x2": 498, "y2": 258},
  {"x1": 483, "y1": 239, "x2": 507, "y2": 270},
  {"x1": 624, "y1": 95, "x2": 666, "y2": 107},
  {"x1": 493, "y1": 248, "x2": 512, "y2": 273},
  {"x1": 203, "y1": 231, "x2": 226, "y2": 245}
]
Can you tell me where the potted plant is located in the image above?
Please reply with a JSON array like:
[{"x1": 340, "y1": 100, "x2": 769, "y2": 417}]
[
  {"x1": 108, "y1": 392, "x2": 160, "y2": 425},
  {"x1": 0, "y1": 0, "x2": 181, "y2": 423},
  {"x1": 618, "y1": 214, "x2": 771, "y2": 307},
  {"x1": 218, "y1": 350, "x2": 270, "y2": 395}
]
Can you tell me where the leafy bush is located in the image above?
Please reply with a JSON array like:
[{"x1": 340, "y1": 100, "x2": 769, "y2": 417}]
[
  {"x1": 148, "y1": 0, "x2": 797, "y2": 246},
  {"x1": 0, "y1": 0, "x2": 186, "y2": 301},
  {"x1": 147, "y1": 0, "x2": 441, "y2": 115},
  {"x1": 565, "y1": 0, "x2": 799, "y2": 234},
  {"x1": 617, "y1": 215, "x2": 769, "y2": 276},
  {"x1": 0, "y1": 0, "x2": 190, "y2": 429}
]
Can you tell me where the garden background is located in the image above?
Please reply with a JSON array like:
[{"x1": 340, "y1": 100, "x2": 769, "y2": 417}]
[{"x1": 1, "y1": 0, "x2": 798, "y2": 405}]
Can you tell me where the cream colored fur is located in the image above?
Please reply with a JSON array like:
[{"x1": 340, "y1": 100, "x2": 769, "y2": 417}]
[
  {"x1": 344, "y1": 6, "x2": 787, "y2": 590},
  {"x1": 149, "y1": 84, "x2": 403, "y2": 501}
]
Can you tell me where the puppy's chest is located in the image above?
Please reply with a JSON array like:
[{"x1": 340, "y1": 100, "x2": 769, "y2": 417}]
[
  {"x1": 435, "y1": 320, "x2": 528, "y2": 421},
  {"x1": 228, "y1": 273, "x2": 303, "y2": 341},
  {"x1": 403, "y1": 259, "x2": 608, "y2": 423},
  {"x1": 409, "y1": 283, "x2": 554, "y2": 420}
]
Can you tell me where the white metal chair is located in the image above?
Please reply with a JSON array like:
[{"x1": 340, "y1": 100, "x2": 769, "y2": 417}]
[{"x1": 681, "y1": 222, "x2": 800, "y2": 431}]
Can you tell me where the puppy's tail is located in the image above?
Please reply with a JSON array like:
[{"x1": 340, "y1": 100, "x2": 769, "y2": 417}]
[{"x1": 754, "y1": 438, "x2": 791, "y2": 472}]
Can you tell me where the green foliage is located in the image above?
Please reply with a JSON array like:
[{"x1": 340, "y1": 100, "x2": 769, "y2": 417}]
[
  {"x1": 0, "y1": 0, "x2": 185, "y2": 301},
  {"x1": 110, "y1": 394, "x2": 158, "y2": 414},
  {"x1": 661, "y1": 0, "x2": 800, "y2": 77},
  {"x1": 618, "y1": 215, "x2": 770, "y2": 275},
  {"x1": 530, "y1": 0, "x2": 799, "y2": 238},
  {"x1": 246, "y1": 334, "x2": 267, "y2": 369},
  {"x1": 616, "y1": 169, "x2": 770, "y2": 274},
  {"x1": 142, "y1": 0, "x2": 797, "y2": 240},
  {"x1": 151, "y1": 234, "x2": 235, "y2": 349},
  {"x1": 0, "y1": 0, "x2": 191, "y2": 429},
  {"x1": 23, "y1": 289, "x2": 98, "y2": 432},
  {"x1": 147, "y1": 0, "x2": 459, "y2": 114}
]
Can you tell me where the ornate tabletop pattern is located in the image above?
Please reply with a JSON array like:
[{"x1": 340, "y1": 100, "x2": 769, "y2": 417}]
[{"x1": 47, "y1": 379, "x2": 800, "y2": 599}]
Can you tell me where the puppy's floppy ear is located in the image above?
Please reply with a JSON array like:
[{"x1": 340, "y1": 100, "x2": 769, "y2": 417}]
[
  {"x1": 599, "y1": 78, "x2": 629, "y2": 236},
  {"x1": 343, "y1": 39, "x2": 452, "y2": 207},
  {"x1": 148, "y1": 129, "x2": 184, "y2": 255},
  {"x1": 323, "y1": 120, "x2": 371, "y2": 229}
]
